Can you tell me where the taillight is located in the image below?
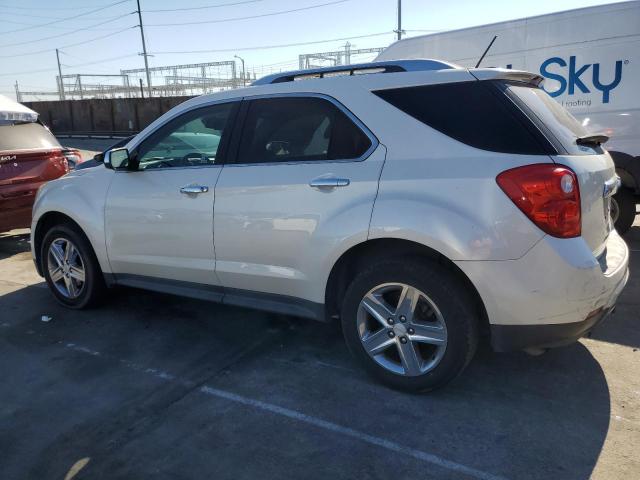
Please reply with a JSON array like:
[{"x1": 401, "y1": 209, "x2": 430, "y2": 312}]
[
  {"x1": 496, "y1": 164, "x2": 581, "y2": 238},
  {"x1": 63, "y1": 149, "x2": 82, "y2": 170}
]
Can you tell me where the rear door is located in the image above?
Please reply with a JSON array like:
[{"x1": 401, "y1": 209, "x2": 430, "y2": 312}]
[{"x1": 213, "y1": 94, "x2": 384, "y2": 307}]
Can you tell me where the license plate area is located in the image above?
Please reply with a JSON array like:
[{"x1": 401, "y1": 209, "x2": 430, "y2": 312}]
[{"x1": 603, "y1": 176, "x2": 620, "y2": 232}]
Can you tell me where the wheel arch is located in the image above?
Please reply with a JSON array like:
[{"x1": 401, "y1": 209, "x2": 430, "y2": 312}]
[
  {"x1": 324, "y1": 238, "x2": 489, "y2": 333},
  {"x1": 609, "y1": 150, "x2": 639, "y2": 194},
  {"x1": 33, "y1": 212, "x2": 96, "y2": 277}
]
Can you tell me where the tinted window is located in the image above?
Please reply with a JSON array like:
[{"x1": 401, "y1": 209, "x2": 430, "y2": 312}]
[
  {"x1": 505, "y1": 83, "x2": 595, "y2": 155},
  {"x1": 0, "y1": 122, "x2": 60, "y2": 152},
  {"x1": 136, "y1": 102, "x2": 236, "y2": 170},
  {"x1": 237, "y1": 97, "x2": 371, "y2": 164},
  {"x1": 373, "y1": 81, "x2": 554, "y2": 155}
]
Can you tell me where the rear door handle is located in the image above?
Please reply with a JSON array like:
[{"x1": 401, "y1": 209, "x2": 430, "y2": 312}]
[
  {"x1": 309, "y1": 177, "x2": 350, "y2": 188},
  {"x1": 180, "y1": 184, "x2": 209, "y2": 194}
]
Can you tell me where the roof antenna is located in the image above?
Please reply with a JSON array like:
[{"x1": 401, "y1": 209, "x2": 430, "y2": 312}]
[{"x1": 475, "y1": 35, "x2": 498, "y2": 68}]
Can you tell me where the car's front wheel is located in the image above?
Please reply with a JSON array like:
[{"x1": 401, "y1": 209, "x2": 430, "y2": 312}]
[
  {"x1": 41, "y1": 223, "x2": 105, "y2": 309},
  {"x1": 341, "y1": 259, "x2": 479, "y2": 392}
]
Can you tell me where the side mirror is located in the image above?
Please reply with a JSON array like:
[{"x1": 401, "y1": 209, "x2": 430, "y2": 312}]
[{"x1": 103, "y1": 148, "x2": 130, "y2": 170}]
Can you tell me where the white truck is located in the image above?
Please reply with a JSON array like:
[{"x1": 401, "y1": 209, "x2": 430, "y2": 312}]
[{"x1": 377, "y1": 0, "x2": 640, "y2": 233}]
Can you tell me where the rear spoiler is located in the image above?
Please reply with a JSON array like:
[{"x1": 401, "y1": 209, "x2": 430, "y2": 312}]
[{"x1": 469, "y1": 68, "x2": 544, "y2": 86}]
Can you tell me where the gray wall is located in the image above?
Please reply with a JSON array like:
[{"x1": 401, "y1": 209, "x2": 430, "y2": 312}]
[{"x1": 23, "y1": 96, "x2": 194, "y2": 135}]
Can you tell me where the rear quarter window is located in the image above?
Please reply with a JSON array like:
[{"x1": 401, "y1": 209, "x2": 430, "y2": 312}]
[
  {"x1": 373, "y1": 81, "x2": 555, "y2": 155},
  {"x1": 0, "y1": 122, "x2": 60, "y2": 152},
  {"x1": 503, "y1": 82, "x2": 599, "y2": 156}
]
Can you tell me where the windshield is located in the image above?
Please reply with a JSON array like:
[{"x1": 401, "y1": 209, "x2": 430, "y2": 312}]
[
  {"x1": 505, "y1": 83, "x2": 597, "y2": 155},
  {"x1": 0, "y1": 122, "x2": 60, "y2": 152}
]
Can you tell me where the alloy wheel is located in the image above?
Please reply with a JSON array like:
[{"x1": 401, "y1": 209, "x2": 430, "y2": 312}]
[
  {"x1": 48, "y1": 238, "x2": 86, "y2": 299},
  {"x1": 357, "y1": 283, "x2": 447, "y2": 376}
]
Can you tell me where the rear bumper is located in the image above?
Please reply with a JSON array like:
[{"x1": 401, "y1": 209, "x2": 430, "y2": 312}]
[
  {"x1": 0, "y1": 205, "x2": 33, "y2": 232},
  {"x1": 490, "y1": 303, "x2": 619, "y2": 352},
  {"x1": 456, "y1": 230, "x2": 630, "y2": 351}
]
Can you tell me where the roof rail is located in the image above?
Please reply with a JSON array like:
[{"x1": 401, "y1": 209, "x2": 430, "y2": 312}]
[{"x1": 252, "y1": 59, "x2": 458, "y2": 86}]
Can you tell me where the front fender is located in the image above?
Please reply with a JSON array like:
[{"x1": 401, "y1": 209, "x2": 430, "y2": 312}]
[{"x1": 31, "y1": 168, "x2": 114, "y2": 275}]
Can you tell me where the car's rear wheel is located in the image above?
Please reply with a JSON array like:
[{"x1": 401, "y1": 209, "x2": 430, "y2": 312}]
[
  {"x1": 341, "y1": 259, "x2": 478, "y2": 392},
  {"x1": 41, "y1": 223, "x2": 105, "y2": 308},
  {"x1": 612, "y1": 186, "x2": 636, "y2": 235}
]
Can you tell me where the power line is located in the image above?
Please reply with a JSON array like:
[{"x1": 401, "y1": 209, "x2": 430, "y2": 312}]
[
  {"x1": 0, "y1": 14, "x2": 133, "y2": 49},
  {"x1": 0, "y1": 26, "x2": 136, "y2": 58},
  {"x1": 0, "y1": 52, "x2": 139, "y2": 77},
  {"x1": 0, "y1": 2, "x2": 121, "y2": 11},
  {"x1": 151, "y1": 31, "x2": 394, "y2": 54},
  {"x1": 0, "y1": 14, "x2": 133, "y2": 32},
  {"x1": 145, "y1": 0, "x2": 265, "y2": 13},
  {"x1": 147, "y1": 0, "x2": 351, "y2": 27},
  {"x1": 2, "y1": 0, "x2": 131, "y2": 34},
  {"x1": 65, "y1": 53, "x2": 141, "y2": 69}
]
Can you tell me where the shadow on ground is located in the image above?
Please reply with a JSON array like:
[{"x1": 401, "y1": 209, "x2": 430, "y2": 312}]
[
  {"x1": 0, "y1": 230, "x2": 30, "y2": 261},
  {"x1": 0, "y1": 280, "x2": 612, "y2": 480},
  {"x1": 589, "y1": 223, "x2": 640, "y2": 349}
]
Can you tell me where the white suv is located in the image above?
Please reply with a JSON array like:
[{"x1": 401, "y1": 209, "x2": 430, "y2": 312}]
[{"x1": 31, "y1": 60, "x2": 630, "y2": 392}]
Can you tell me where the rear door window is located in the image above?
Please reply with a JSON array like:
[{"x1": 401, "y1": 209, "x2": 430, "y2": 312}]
[
  {"x1": 236, "y1": 96, "x2": 372, "y2": 164},
  {"x1": 373, "y1": 81, "x2": 555, "y2": 155},
  {"x1": 0, "y1": 122, "x2": 60, "y2": 152}
]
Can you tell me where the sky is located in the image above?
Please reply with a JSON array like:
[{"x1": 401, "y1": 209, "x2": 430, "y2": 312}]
[{"x1": 0, "y1": 0, "x2": 630, "y2": 98}]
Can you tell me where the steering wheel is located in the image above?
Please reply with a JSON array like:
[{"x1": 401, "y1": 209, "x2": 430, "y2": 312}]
[
  {"x1": 182, "y1": 152, "x2": 207, "y2": 164},
  {"x1": 141, "y1": 157, "x2": 174, "y2": 169}
]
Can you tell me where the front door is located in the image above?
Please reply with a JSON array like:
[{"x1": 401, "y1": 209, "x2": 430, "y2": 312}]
[{"x1": 105, "y1": 101, "x2": 238, "y2": 292}]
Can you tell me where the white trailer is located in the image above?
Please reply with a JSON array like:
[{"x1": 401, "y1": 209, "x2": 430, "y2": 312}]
[{"x1": 377, "y1": 1, "x2": 640, "y2": 232}]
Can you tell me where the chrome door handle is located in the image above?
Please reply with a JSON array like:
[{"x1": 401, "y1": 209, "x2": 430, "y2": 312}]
[
  {"x1": 180, "y1": 184, "x2": 209, "y2": 194},
  {"x1": 309, "y1": 177, "x2": 350, "y2": 188}
]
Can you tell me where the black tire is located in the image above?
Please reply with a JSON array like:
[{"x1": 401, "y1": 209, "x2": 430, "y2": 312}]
[
  {"x1": 341, "y1": 258, "x2": 479, "y2": 392},
  {"x1": 612, "y1": 187, "x2": 637, "y2": 235},
  {"x1": 41, "y1": 223, "x2": 106, "y2": 309}
]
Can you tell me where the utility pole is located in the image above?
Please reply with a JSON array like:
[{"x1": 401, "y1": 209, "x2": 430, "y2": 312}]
[
  {"x1": 344, "y1": 42, "x2": 351, "y2": 65},
  {"x1": 136, "y1": 0, "x2": 152, "y2": 97},
  {"x1": 55, "y1": 49, "x2": 65, "y2": 101},
  {"x1": 234, "y1": 55, "x2": 246, "y2": 86},
  {"x1": 395, "y1": 0, "x2": 403, "y2": 41},
  {"x1": 14, "y1": 81, "x2": 20, "y2": 102}
]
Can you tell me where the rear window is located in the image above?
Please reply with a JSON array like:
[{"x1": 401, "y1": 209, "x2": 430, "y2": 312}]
[
  {"x1": 503, "y1": 83, "x2": 597, "y2": 155},
  {"x1": 373, "y1": 81, "x2": 555, "y2": 155},
  {"x1": 0, "y1": 122, "x2": 60, "y2": 152}
]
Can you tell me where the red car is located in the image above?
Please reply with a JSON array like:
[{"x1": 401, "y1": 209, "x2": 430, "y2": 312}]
[{"x1": 0, "y1": 96, "x2": 79, "y2": 233}]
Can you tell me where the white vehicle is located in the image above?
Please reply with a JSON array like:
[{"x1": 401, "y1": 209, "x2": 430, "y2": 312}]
[
  {"x1": 377, "y1": 1, "x2": 640, "y2": 233},
  {"x1": 31, "y1": 60, "x2": 629, "y2": 391}
]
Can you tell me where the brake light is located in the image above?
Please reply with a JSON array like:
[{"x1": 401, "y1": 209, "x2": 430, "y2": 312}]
[{"x1": 496, "y1": 164, "x2": 581, "y2": 238}]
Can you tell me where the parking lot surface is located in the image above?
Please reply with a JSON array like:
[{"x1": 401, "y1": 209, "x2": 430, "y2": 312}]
[{"x1": 1, "y1": 222, "x2": 639, "y2": 480}]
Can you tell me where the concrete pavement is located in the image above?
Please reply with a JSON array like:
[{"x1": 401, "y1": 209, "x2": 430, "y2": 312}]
[{"x1": 1, "y1": 223, "x2": 639, "y2": 480}]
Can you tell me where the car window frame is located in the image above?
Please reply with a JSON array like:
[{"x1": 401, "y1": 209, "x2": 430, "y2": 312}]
[
  {"x1": 126, "y1": 99, "x2": 241, "y2": 172},
  {"x1": 226, "y1": 93, "x2": 379, "y2": 167}
]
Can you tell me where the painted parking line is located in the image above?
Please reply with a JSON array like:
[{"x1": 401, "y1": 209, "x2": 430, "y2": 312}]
[{"x1": 65, "y1": 342, "x2": 508, "y2": 480}]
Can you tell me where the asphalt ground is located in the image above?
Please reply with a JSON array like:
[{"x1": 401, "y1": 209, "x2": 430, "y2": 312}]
[{"x1": 0, "y1": 220, "x2": 639, "y2": 479}]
